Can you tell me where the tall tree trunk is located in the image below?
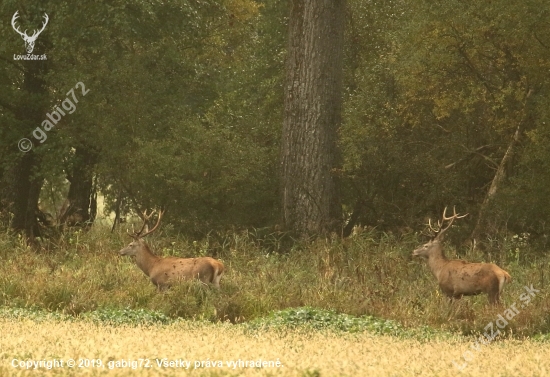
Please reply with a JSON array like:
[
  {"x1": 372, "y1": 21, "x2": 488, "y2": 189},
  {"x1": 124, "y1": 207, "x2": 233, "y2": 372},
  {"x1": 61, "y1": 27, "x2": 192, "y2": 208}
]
[
  {"x1": 7, "y1": 152, "x2": 43, "y2": 238},
  {"x1": 281, "y1": 0, "x2": 345, "y2": 236},
  {"x1": 1, "y1": 58, "x2": 48, "y2": 240}
]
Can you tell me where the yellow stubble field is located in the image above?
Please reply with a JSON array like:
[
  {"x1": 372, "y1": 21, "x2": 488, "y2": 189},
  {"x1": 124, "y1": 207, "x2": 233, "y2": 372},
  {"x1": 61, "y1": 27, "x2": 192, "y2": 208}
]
[{"x1": 1, "y1": 318, "x2": 549, "y2": 377}]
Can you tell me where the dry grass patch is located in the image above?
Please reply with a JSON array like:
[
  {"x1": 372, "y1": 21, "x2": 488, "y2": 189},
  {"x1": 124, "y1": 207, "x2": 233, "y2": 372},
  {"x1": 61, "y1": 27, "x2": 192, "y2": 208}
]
[{"x1": 0, "y1": 318, "x2": 549, "y2": 376}]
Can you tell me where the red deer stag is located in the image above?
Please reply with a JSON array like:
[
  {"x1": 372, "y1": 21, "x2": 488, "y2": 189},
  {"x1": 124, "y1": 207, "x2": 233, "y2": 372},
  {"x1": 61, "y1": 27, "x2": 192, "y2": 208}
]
[
  {"x1": 119, "y1": 210, "x2": 224, "y2": 290},
  {"x1": 412, "y1": 207, "x2": 511, "y2": 305}
]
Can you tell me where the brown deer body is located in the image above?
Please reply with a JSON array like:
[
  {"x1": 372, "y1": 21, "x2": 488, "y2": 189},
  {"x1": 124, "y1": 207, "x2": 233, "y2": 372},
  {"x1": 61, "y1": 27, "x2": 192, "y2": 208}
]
[
  {"x1": 119, "y1": 210, "x2": 224, "y2": 290},
  {"x1": 413, "y1": 207, "x2": 511, "y2": 305}
]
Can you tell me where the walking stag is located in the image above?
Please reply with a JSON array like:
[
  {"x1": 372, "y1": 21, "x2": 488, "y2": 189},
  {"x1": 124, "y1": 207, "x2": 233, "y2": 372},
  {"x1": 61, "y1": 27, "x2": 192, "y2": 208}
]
[
  {"x1": 412, "y1": 207, "x2": 511, "y2": 305},
  {"x1": 119, "y1": 210, "x2": 224, "y2": 290}
]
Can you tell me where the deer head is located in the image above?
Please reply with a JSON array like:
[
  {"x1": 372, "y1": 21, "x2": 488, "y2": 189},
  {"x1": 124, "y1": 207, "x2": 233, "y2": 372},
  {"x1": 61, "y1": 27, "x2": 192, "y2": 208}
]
[
  {"x1": 12, "y1": 11, "x2": 49, "y2": 54},
  {"x1": 120, "y1": 209, "x2": 165, "y2": 257},
  {"x1": 413, "y1": 206, "x2": 468, "y2": 259}
]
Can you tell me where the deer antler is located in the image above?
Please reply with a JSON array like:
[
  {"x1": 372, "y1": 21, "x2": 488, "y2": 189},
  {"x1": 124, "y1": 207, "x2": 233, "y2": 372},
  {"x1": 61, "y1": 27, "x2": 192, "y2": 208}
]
[
  {"x1": 137, "y1": 209, "x2": 156, "y2": 236},
  {"x1": 139, "y1": 209, "x2": 165, "y2": 238},
  {"x1": 434, "y1": 206, "x2": 468, "y2": 239},
  {"x1": 126, "y1": 210, "x2": 164, "y2": 240},
  {"x1": 127, "y1": 209, "x2": 165, "y2": 239},
  {"x1": 427, "y1": 218, "x2": 440, "y2": 236},
  {"x1": 423, "y1": 206, "x2": 468, "y2": 239}
]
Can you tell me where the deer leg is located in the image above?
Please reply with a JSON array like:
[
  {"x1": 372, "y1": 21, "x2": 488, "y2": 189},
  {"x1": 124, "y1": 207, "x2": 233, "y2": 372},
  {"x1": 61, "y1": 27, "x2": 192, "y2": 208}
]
[
  {"x1": 488, "y1": 290, "x2": 500, "y2": 305},
  {"x1": 488, "y1": 278, "x2": 501, "y2": 305},
  {"x1": 445, "y1": 293, "x2": 462, "y2": 318},
  {"x1": 157, "y1": 283, "x2": 170, "y2": 292}
]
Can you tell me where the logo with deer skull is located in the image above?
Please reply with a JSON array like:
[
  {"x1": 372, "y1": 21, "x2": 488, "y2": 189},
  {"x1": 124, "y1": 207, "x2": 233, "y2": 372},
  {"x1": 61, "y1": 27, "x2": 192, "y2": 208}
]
[{"x1": 11, "y1": 11, "x2": 49, "y2": 54}]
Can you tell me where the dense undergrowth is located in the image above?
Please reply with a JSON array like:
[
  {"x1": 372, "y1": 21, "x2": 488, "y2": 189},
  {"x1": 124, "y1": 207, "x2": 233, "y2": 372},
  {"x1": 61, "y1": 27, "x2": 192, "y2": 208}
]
[{"x1": 0, "y1": 224, "x2": 549, "y2": 339}]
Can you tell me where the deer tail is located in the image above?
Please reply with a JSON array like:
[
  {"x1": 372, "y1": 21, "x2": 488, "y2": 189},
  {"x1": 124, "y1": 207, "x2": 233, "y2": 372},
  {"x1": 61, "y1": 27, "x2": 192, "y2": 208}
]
[
  {"x1": 504, "y1": 271, "x2": 512, "y2": 283},
  {"x1": 212, "y1": 262, "x2": 224, "y2": 288}
]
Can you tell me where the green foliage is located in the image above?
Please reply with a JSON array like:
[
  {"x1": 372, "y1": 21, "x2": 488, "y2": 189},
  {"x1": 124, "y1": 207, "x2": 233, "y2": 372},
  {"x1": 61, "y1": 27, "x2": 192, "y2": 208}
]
[
  {"x1": 340, "y1": 0, "x2": 550, "y2": 236},
  {"x1": 493, "y1": 117, "x2": 550, "y2": 238},
  {"x1": 2, "y1": 0, "x2": 549, "y2": 239},
  {"x1": 0, "y1": 0, "x2": 283, "y2": 235},
  {"x1": 0, "y1": 306, "x2": 172, "y2": 326},
  {"x1": 248, "y1": 306, "x2": 406, "y2": 335},
  {"x1": 81, "y1": 307, "x2": 171, "y2": 325}
]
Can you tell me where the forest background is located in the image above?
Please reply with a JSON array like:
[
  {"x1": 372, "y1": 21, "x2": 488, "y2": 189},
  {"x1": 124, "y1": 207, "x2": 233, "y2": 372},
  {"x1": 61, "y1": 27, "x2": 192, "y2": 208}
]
[{"x1": 1, "y1": 0, "x2": 550, "y2": 244}]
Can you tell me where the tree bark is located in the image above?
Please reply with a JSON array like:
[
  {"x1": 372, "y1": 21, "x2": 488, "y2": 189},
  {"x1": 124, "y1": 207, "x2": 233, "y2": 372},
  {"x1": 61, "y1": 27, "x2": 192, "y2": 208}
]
[
  {"x1": 1, "y1": 58, "x2": 48, "y2": 240},
  {"x1": 6, "y1": 152, "x2": 43, "y2": 239},
  {"x1": 281, "y1": 0, "x2": 345, "y2": 236}
]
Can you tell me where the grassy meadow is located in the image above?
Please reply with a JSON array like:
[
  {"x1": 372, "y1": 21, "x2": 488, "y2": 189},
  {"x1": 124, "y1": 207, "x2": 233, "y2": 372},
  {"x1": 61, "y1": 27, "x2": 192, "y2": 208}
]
[{"x1": 0, "y1": 224, "x2": 549, "y2": 375}]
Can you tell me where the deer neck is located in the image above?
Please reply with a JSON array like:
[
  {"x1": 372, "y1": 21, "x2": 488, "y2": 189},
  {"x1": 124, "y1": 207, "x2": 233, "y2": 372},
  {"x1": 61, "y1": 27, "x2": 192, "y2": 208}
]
[
  {"x1": 134, "y1": 243, "x2": 160, "y2": 277},
  {"x1": 427, "y1": 243, "x2": 448, "y2": 279}
]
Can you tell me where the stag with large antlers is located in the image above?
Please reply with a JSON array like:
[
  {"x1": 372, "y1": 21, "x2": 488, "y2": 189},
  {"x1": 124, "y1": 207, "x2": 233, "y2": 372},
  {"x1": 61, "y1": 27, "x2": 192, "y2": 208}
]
[
  {"x1": 412, "y1": 207, "x2": 511, "y2": 305},
  {"x1": 11, "y1": 11, "x2": 49, "y2": 54},
  {"x1": 119, "y1": 210, "x2": 224, "y2": 290}
]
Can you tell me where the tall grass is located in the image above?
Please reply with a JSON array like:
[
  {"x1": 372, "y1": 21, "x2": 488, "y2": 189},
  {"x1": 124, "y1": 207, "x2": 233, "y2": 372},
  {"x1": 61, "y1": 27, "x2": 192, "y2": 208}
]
[{"x1": 0, "y1": 224, "x2": 548, "y2": 337}]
